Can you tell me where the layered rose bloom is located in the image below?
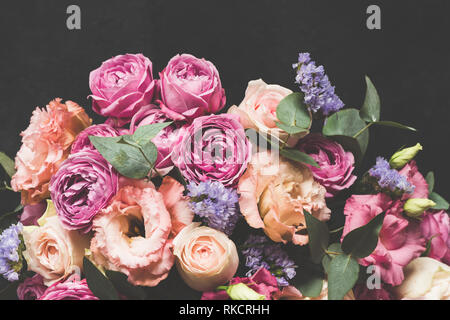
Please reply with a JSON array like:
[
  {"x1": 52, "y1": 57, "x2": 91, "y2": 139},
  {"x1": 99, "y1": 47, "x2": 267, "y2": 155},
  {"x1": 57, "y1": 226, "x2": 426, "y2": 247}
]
[
  {"x1": 49, "y1": 150, "x2": 119, "y2": 233},
  {"x1": 228, "y1": 79, "x2": 310, "y2": 147},
  {"x1": 11, "y1": 98, "x2": 91, "y2": 205},
  {"x1": 173, "y1": 222, "x2": 239, "y2": 291},
  {"x1": 420, "y1": 210, "x2": 450, "y2": 264},
  {"x1": 71, "y1": 123, "x2": 120, "y2": 154},
  {"x1": 342, "y1": 193, "x2": 426, "y2": 286},
  {"x1": 17, "y1": 274, "x2": 47, "y2": 300},
  {"x1": 90, "y1": 177, "x2": 193, "y2": 287},
  {"x1": 172, "y1": 114, "x2": 251, "y2": 187},
  {"x1": 39, "y1": 274, "x2": 98, "y2": 300},
  {"x1": 89, "y1": 53, "x2": 157, "y2": 124},
  {"x1": 159, "y1": 54, "x2": 226, "y2": 121},
  {"x1": 238, "y1": 151, "x2": 330, "y2": 245},
  {"x1": 296, "y1": 133, "x2": 356, "y2": 197}
]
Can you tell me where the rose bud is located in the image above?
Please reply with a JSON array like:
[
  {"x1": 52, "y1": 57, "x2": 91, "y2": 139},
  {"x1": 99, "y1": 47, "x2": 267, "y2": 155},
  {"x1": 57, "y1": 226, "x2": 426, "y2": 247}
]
[
  {"x1": 389, "y1": 143, "x2": 423, "y2": 169},
  {"x1": 225, "y1": 283, "x2": 266, "y2": 300},
  {"x1": 403, "y1": 198, "x2": 436, "y2": 218},
  {"x1": 173, "y1": 223, "x2": 239, "y2": 291}
]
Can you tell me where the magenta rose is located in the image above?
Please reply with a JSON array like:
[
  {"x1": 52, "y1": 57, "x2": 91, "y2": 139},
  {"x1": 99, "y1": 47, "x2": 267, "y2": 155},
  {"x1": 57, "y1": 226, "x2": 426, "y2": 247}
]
[
  {"x1": 71, "y1": 124, "x2": 120, "y2": 154},
  {"x1": 420, "y1": 210, "x2": 450, "y2": 264},
  {"x1": 342, "y1": 193, "x2": 426, "y2": 286},
  {"x1": 129, "y1": 105, "x2": 182, "y2": 176},
  {"x1": 17, "y1": 274, "x2": 47, "y2": 300},
  {"x1": 296, "y1": 133, "x2": 356, "y2": 197},
  {"x1": 20, "y1": 201, "x2": 46, "y2": 226},
  {"x1": 89, "y1": 53, "x2": 157, "y2": 123},
  {"x1": 39, "y1": 275, "x2": 98, "y2": 300},
  {"x1": 49, "y1": 150, "x2": 119, "y2": 233},
  {"x1": 159, "y1": 54, "x2": 226, "y2": 121},
  {"x1": 172, "y1": 114, "x2": 251, "y2": 187}
]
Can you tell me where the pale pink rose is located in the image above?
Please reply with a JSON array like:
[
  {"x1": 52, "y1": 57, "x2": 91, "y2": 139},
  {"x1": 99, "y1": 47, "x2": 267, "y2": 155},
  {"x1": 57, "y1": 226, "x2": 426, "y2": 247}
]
[
  {"x1": 173, "y1": 222, "x2": 239, "y2": 292},
  {"x1": 90, "y1": 176, "x2": 193, "y2": 287},
  {"x1": 399, "y1": 160, "x2": 429, "y2": 199},
  {"x1": 237, "y1": 151, "x2": 330, "y2": 245},
  {"x1": 274, "y1": 281, "x2": 355, "y2": 300},
  {"x1": 342, "y1": 194, "x2": 426, "y2": 286},
  {"x1": 11, "y1": 98, "x2": 92, "y2": 205},
  {"x1": 22, "y1": 215, "x2": 90, "y2": 286},
  {"x1": 228, "y1": 79, "x2": 310, "y2": 147},
  {"x1": 420, "y1": 210, "x2": 450, "y2": 264}
]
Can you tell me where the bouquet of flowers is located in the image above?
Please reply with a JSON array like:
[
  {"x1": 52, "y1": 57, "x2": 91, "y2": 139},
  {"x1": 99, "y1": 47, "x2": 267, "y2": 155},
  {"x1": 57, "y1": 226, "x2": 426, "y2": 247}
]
[{"x1": 0, "y1": 52, "x2": 448, "y2": 300}]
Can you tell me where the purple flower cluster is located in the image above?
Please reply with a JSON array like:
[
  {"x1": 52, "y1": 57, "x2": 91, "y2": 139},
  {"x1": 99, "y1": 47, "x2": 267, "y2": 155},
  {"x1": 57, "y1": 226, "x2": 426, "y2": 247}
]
[
  {"x1": 0, "y1": 223, "x2": 24, "y2": 281},
  {"x1": 241, "y1": 234, "x2": 296, "y2": 287},
  {"x1": 293, "y1": 52, "x2": 344, "y2": 116},
  {"x1": 369, "y1": 157, "x2": 415, "y2": 194},
  {"x1": 187, "y1": 180, "x2": 240, "y2": 235}
]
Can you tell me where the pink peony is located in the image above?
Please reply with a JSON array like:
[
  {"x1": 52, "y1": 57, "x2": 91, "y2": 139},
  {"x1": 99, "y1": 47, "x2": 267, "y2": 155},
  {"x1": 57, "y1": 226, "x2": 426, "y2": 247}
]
[
  {"x1": 89, "y1": 53, "x2": 157, "y2": 123},
  {"x1": 201, "y1": 268, "x2": 279, "y2": 300},
  {"x1": 11, "y1": 98, "x2": 91, "y2": 205},
  {"x1": 20, "y1": 201, "x2": 46, "y2": 226},
  {"x1": 159, "y1": 54, "x2": 226, "y2": 121},
  {"x1": 90, "y1": 176, "x2": 193, "y2": 287},
  {"x1": 296, "y1": 133, "x2": 356, "y2": 197},
  {"x1": 39, "y1": 275, "x2": 98, "y2": 300},
  {"x1": 342, "y1": 194, "x2": 426, "y2": 286},
  {"x1": 17, "y1": 274, "x2": 47, "y2": 300},
  {"x1": 420, "y1": 210, "x2": 450, "y2": 264},
  {"x1": 71, "y1": 123, "x2": 120, "y2": 154}
]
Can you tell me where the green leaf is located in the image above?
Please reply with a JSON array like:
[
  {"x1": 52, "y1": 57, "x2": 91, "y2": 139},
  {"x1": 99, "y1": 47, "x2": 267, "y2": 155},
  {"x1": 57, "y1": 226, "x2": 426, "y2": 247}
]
[
  {"x1": 322, "y1": 243, "x2": 343, "y2": 274},
  {"x1": 421, "y1": 235, "x2": 438, "y2": 258},
  {"x1": 132, "y1": 122, "x2": 172, "y2": 146},
  {"x1": 360, "y1": 76, "x2": 381, "y2": 122},
  {"x1": 275, "y1": 122, "x2": 308, "y2": 134},
  {"x1": 0, "y1": 205, "x2": 23, "y2": 232},
  {"x1": 372, "y1": 121, "x2": 416, "y2": 132},
  {"x1": 140, "y1": 141, "x2": 158, "y2": 167},
  {"x1": 293, "y1": 267, "x2": 324, "y2": 298},
  {"x1": 327, "y1": 253, "x2": 359, "y2": 300},
  {"x1": 429, "y1": 192, "x2": 449, "y2": 210},
  {"x1": 276, "y1": 92, "x2": 311, "y2": 129},
  {"x1": 89, "y1": 136, "x2": 151, "y2": 179},
  {"x1": 425, "y1": 172, "x2": 435, "y2": 193},
  {"x1": 83, "y1": 257, "x2": 119, "y2": 300},
  {"x1": 0, "y1": 152, "x2": 16, "y2": 178},
  {"x1": 280, "y1": 148, "x2": 320, "y2": 168},
  {"x1": 322, "y1": 108, "x2": 370, "y2": 157},
  {"x1": 341, "y1": 212, "x2": 385, "y2": 259},
  {"x1": 105, "y1": 270, "x2": 147, "y2": 300},
  {"x1": 304, "y1": 210, "x2": 329, "y2": 264},
  {"x1": 325, "y1": 135, "x2": 364, "y2": 164}
]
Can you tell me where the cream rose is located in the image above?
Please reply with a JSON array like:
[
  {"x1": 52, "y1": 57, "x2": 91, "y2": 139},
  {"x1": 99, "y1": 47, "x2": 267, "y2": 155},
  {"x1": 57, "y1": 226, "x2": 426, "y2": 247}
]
[
  {"x1": 22, "y1": 201, "x2": 90, "y2": 286},
  {"x1": 394, "y1": 257, "x2": 450, "y2": 300},
  {"x1": 173, "y1": 223, "x2": 239, "y2": 291},
  {"x1": 228, "y1": 79, "x2": 310, "y2": 147}
]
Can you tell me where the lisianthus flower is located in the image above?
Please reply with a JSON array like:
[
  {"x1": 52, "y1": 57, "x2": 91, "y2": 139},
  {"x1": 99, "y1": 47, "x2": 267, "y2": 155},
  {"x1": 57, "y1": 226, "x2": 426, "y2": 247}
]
[{"x1": 420, "y1": 210, "x2": 450, "y2": 264}]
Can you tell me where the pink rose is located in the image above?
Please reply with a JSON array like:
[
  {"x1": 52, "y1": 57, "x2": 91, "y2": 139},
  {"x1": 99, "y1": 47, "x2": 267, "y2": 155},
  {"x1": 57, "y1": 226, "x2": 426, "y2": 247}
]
[
  {"x1": 202, "y1": 268, "x2": 280, "y2": 300},
  {"x1": 353, "y1": 283, "x2": 392, "y2": 300},
  {"x1": 11, "y1": 99, "x2": 92, "y2": 205},
  {"x1": 238, "y1": 151, "x2": 330, "y2": 245},
  {"x1": 89, "y1": 53, "x2": 157, "y2": 123},
  {"x1": 420, "y1": 210, "x2": 450, "y2": 264},
  {"x1": 228, "y1": 79, "x2": 310, "y2": 147},
  {"x1": 71, "y1": 124, "x2": 120, "y2": 154},
  {"x1": 17, "y1": 274, "x2": 47, "y2": 300},
  {"x1": 90, "y1": 177, "x2": 193, "y2": 287},
  {"x1": 342, "y1": 194, "x2": 426, "y2": 286},
  {"x1": 159, "y1": 54, "x2": 226, "y2": 121},
  {"x1": 39, "y1": 274, "x2": 98, "y2": 300},
  {"x1": 296, "y1": 133, "x2": 357, "y2": 197}
]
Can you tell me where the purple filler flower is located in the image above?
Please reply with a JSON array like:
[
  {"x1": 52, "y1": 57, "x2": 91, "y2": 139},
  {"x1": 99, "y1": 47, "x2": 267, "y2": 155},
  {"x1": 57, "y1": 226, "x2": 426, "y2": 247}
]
[
  {"x1": 293, "y1": 52, "x2": 344, "y2": 116},
  {"x1": 0, "y1": 223, "x2": 24, "y2": 282},
  {"x1": 369, "y1": 157, "x2": 415, "y2": 194}
]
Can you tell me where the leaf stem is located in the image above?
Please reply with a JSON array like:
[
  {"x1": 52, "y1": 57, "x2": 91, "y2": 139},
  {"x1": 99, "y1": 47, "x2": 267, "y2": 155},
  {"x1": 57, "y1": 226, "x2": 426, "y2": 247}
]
[{"x1": 353, "y1": 122, "x2": 373, "y2": 139}]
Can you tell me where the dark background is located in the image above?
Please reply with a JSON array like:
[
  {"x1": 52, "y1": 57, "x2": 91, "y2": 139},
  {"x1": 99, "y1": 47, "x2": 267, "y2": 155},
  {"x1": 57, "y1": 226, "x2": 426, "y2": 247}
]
[{"x1": 0, "y1": 0, "x2": 449, "y2": 212}]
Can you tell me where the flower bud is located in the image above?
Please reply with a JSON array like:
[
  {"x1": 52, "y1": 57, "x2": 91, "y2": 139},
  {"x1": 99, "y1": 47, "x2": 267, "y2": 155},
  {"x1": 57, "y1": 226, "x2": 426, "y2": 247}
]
[
  {"x1": 226, "y1": 283, "x2": 266, "y2": 300},
  {"x1": 404, "y1": 198, "x2": 436, "y2": 218},
  {"x1": 389, "y1": 143, "x2": 423, "y2": 169}
]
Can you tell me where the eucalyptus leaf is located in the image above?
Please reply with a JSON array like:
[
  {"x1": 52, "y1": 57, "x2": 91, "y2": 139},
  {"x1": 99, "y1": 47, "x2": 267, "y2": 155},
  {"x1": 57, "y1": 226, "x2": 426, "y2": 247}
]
[
  {"x1": 105, "y1": 270, "x2": 147, "y2": 300},
  {"x1": 132, "y1": 122, "x2": 172, "y2": 146},
  {"x1": 360, "y1": 76, "x2": 381, "y2": 122},
  {"x1": 276, "y1": 92, "x2": 311, "y2": 129},
  {"x1": 275, "y1": 122, "x2": 309, "y2": 135},
  {"x1": 425, "y1": 172, "x2": 435, "y2": 193},
  {"x1": 280, "y1": 148, "x2": 320, "y2": 168},
  {"x1": 304, "y1": 210, "x2": 329, "y2": 264},
  {"x1": 140, "y1": 141, "x2": 158, "y2": 166},
  {"x1": 292, "y1": 265, "x2": 324, "y2": 298},
  {"x1": 322, "y1": 243, "x2": 343, "y2": 274},
  {"x1": 83, "y1": 257, "x2": 119, "y2": 300},
  {"x1": 372, "y1": 121, "x2": 416, "y2": 132},
  {"x1": 327, "y1": 253, "x2": 359, "y2": 300},
  {"x1": 0, "y1": 152, "x2": 16, "y2": 178},
  {"x1": 429, "y1": 192, "x2": 449, "y2": 210},
  {"x1": 341, "y1": 212, "x2": 385, "y2": 259}
]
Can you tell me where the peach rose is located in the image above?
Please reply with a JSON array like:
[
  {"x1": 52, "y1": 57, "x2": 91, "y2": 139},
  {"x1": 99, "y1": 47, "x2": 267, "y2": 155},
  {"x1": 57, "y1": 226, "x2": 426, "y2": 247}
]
[
  {"x1": 238, "y1": 151, "x2": 330, "y2": 245},
  {"x1": 90, "y1": 177, "x2": 194, "y2": 287},
  {"x1": 275, "y1": 281, "x2": 355, "y2": 300},
  {"x1": 173, "y1": 222, "x2": 239, "y2": 292},
  {"x1": 11, "y1": 98, "x2": 91, "y2": 205},
  {"x1": 22, "y1": 203, "x2": 90, "y2": 286},
  {"x1": 228, "y1": 79, "x2": 310, "y2": 147}
]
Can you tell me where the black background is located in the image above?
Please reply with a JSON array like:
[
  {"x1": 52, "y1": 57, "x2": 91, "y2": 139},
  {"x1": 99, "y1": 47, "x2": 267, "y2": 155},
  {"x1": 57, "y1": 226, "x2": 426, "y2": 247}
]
[{"x1": 0, "y1": 0, "x2": 449, "y2": 212}]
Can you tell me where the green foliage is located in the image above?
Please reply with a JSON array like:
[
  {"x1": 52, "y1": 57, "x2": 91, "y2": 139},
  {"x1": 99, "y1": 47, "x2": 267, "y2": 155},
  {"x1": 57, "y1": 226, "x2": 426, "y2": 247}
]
[
  {"x1": 83, "y1": 257, "x2": 119, "y2": 300},
  {"x1": 360, "y1": 76, "x2": 381, "y2": 122},
  {"x1": 304, "y1": 211, "x2": 329, "y2": 264}
]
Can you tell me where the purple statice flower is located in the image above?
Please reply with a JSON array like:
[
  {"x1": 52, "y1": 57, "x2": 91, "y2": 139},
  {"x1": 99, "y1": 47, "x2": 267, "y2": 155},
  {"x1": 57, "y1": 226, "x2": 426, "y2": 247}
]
[
  {"x1": 242, "y1": 234, "x2": 297, "y2": 287},
  {"x1": 187, "y1": 180, "x2": 240, "y2": 235},
  {"x1": 293, "y1": 52, "x2": 344, "y2": 116},
  {"x1": 369, "y1": 157, "x2": 415, "y2": 194},
  {"x1": 0, "y1": 222, "x2": 24, "y2": 282}
]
